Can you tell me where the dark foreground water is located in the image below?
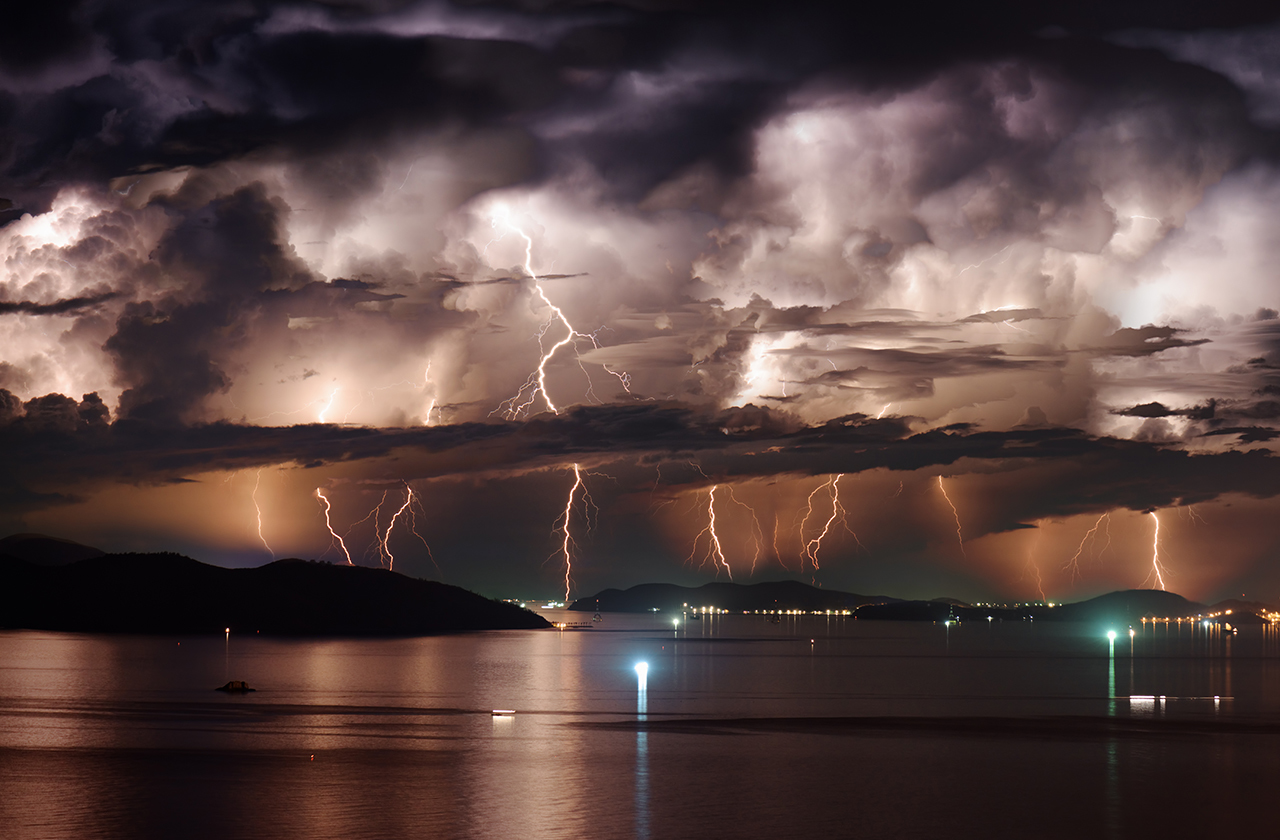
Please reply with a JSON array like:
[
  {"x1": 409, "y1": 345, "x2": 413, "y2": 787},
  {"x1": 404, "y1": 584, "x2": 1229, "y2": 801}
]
[{"x1": 3, "y1": 613, "x2": 1280, "y2": 839}]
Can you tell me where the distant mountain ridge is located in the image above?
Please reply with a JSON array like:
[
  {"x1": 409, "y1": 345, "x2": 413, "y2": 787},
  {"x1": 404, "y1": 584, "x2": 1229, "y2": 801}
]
[
  {"x1": 0, "y1": 533, "x2": 105, "y2": 566},
  {"x1": 569, "y1": 580, "x2": 899, "y2": 613},
  {"x1": 571, "y1": 581, "x2": 1275, "y2": 625},
  {"x1": 0, "y1": 548, "x2": 549, "y2": 635}
]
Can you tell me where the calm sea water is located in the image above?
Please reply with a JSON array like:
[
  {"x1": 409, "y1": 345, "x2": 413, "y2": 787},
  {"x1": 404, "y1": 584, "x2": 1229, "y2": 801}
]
[{"x1": 3, "y1": 613, "x2": 1280, "y2": 839}]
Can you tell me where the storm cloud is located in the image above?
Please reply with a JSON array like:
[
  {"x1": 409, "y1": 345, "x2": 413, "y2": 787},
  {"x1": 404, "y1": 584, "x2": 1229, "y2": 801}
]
[{"x1": 4, "y1": 0, "x2": 1280, "y2": 601}]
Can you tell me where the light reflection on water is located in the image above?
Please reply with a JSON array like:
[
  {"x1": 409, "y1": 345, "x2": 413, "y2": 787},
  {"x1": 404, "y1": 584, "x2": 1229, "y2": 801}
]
[{"x1": 1, "y1": 615, "x2": 1280, "y2": 839}]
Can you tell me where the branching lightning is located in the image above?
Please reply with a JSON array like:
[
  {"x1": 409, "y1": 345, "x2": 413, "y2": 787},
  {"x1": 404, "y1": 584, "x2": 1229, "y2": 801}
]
[
  {"x1": 1064, "y1": 512, "x2": 1111, "y2": 581},
  {"x1": 552, "y1": 464, "x2": 600, "y2": 602},
  {"x1": 1143, "y1": 510, "x2": 1170, "y2": 591},
  {"x1": 317, "y1": 387, "x2": 339, "y2": 423},
  {"x1": 488, "y1": 207, "x2": 630, "y2": 419},
  {"x1": 723, "y1": 485, "x2": 766, "y2": 574},
  {"x1": 797, "y1": 474, "x2": 857, "y2": 573},
  {"x1": 372, "y1": 483, "x2": 434, "y2": 573},
  {"x1": 347, "y1": 491, "x2": 390, "y2": 566},
  {"x1": 687, "y1": 484, "x2": 732, "y2": 580},
  {"x1": 937, "y1": 476, "x2": 966, "y2": 557},
  {"x1": 381, "y1": 487, "x2": 415, "y2": 572},
  {"x1": 252, "y1": 468, "x2": 275, "y2": 559},
  {"x1": 315, "y1": 488, "x2": 353, "y2": 565}
]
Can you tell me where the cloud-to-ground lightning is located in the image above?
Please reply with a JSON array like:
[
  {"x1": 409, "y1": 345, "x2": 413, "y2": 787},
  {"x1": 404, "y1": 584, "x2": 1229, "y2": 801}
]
[
  {"x1": 552, "y1": 464, "x2": 600, "y2": 602},
  {"x1": 1025, "y1": 520, "x2": 1046, "y2": 602},
  {"x1": 423, "y1": 360, "x2": 437, "y2": 426},
  {"x1": 1143, "y1": 510, "x2": 1170, "y2": 591},
  {"x1": 488, "y1": 207, "x2": 629, "y2": 419},
  {"x1": 1064, "y1": 512, "x2": 1111, "y2": 581},
  {"x1": 380, "y1": 487, "x2": 415, "y2": 571},
  {"x1": 372, "y1": 483, "x2": 434, "y2": 573},
  {"x1": 315, "y1": 488, "x2": 353, "y2": 565},
  {"x1": 340, "y1": 491, "x2": 392, "y2": 566},
  {"x1": 687, "y1": 484, "x2": 732, "y2": 580},
  {"x1": 797, "y1": 474, "x2": 857, "y2": 572},
  {"x1": 937, "y1": 476, "x2": 967, "y2": 558},
  {"x1": 723, "y1": 485, "x2": 765, "y2": 573},
  {"x1": 252, "y1": 469, "x2": 275, "y2": 559}
]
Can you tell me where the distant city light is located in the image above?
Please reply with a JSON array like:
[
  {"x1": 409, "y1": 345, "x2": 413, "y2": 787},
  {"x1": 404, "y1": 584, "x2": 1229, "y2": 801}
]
[{"x1": 1107, "y1": 630, "x2": 1117, "y2": 641}]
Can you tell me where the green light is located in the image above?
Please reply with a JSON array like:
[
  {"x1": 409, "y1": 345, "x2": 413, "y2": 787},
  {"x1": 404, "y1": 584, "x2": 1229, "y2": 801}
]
[{"x1": 1107, "y1": 630, "x2": 1117, "y2": 641}]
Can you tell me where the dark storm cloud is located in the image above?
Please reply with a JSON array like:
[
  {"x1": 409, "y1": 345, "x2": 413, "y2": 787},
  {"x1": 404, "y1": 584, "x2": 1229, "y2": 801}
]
[
  {"x1": 4, "y1": 394, "x2": 1280, "y2": 541},
  {"x1": 1113, "y1": 401, "x2": 1215, "y2": 419},
  {"x1": 0, "y1": 289, "x2": 121, "y2": 314},
  {"x1": 1086, "y1": 326, "x2": 1212, "y2": 357},
  {"x1": 4, "y1": 0, "x2": 1278, "y2": 219}
]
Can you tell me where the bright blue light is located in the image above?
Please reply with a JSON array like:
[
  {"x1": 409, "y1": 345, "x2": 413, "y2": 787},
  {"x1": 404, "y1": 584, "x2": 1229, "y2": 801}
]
[{"x1": 635, "y1": 662, "x2": 649, "y2": 678}]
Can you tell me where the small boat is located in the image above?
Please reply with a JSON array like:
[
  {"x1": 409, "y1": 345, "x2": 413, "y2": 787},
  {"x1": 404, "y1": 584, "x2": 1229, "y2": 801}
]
[{"x1": 216, "y1": 680, "x2": 256, "y2": 692}]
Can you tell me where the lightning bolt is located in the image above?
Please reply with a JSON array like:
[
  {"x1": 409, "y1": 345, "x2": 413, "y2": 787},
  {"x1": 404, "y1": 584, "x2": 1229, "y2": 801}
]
[
  {"x1": 1064, "y1": 512, "x2": 1111, "y2": 581},
  {"x1": 345, "y1": 491, "x2": 390, "y2": 566},
  {"x1": 405, "y1": 487, "x2": 438, "y2": 572},
  {"x1": 317, "y1": 387, "x2": 339, "y2": 423},
  {"x1": 315, "y1": 488, "x2": 353, "y2": 565},
  {"x1": 423, "y1": 361, "x2": 437, "y2": 426},
  {"x1": 877, "y1": 403, "x2": 892, "y2": 419},
  {"x1": 1143, "y1": 510, "x2": 1170, "y2": 591},
  {"x1": 380, "y1": 486, "x2": 415, "y2": 572},
  {"x1": 937, "y1": 476, "x2": 966, "y2": 558},
  {"x1": 772, "y1": 513, "x2": 785, "y2": 569},
  {"x1": 723, "y1": 485, "x2": 766, "y2": 574},
  {"x1": 1026, "y1": 520, "x2": 1046, "y2": 602},
  {"x1": 687, "y1": 485, "x2": 732, "y2": 580},
  {"x1": 798, "y1": 474, "x2": 856, "y2": 572},
  {"x1": 488, "y1": 207, "x2": 630, "y2": 419},
  {"x1": 252, "y1": 469, "x2": 275, "y2": 559},
  {"x1": 553, "y1": 464, "x2": 599, "y2": 602}
]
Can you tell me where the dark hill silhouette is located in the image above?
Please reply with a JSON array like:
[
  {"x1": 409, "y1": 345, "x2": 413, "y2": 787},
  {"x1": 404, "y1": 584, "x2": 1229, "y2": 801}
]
[
  {"x1": 1035, "y1": 589, "x2": 1207, "y2": 623},
  {"x1": 0, "y1": 533, "x2": 105, "y2": 566},
  {"x1": 0, "y1": 553, "x2": 549, "y2": 635},
  {"x1": 856, "y1": 589, "x2": 1216, "y2": 625},
  {"x1": 568, "y1": 580, "x2": 898, "y2": 613}
]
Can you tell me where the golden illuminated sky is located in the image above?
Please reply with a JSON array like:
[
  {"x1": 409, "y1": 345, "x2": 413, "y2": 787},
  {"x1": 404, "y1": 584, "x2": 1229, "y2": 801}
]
[{"x1": 3, "y1": 0, "x2": 1280, "y2": 602}]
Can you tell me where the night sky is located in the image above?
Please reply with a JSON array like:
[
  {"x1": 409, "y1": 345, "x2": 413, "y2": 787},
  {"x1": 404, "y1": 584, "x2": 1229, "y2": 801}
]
[{"x1": 4, "y1": 0, "x2": 1280, "y2": 603}]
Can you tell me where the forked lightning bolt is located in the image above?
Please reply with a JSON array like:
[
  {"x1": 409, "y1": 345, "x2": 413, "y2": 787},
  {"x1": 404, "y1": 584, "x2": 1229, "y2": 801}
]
[
  {"x1": 553, "y1": 464, "x2": 599, "y2": 602},
  {"x1": 938, "y1": 476, "x2": 966, "y2": 557},
  {"x1": 379, "y1": 484, "x2": 433, "y2": 572},
  {"x1": 687, "y1": 485, "x2": 732, "y2": 579},
  {"x1": 1143, "y1": 510, "x2": 1170, "y2": 591},
  {"x1": 381, "y1": 488, "x2": 414, "y2": 571},
  {"x1": 1064, "y1": 513, "x2": 1111, "y2": 581},
  {"x1": 798, "y1": 474, "x2": 857, "y2": 572},
  {"x1": 723, "y1": 485, "x2": 766, "y2": 573},
  {"x1": 488, "y1": 207, "x2": 630, "y2": 419},
  {"x1": 252, "y1": 468, "x2": 275, "y2": 559},
  {"x1": 315, "y1": 488, "x2": 353, "y2": 564}
]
